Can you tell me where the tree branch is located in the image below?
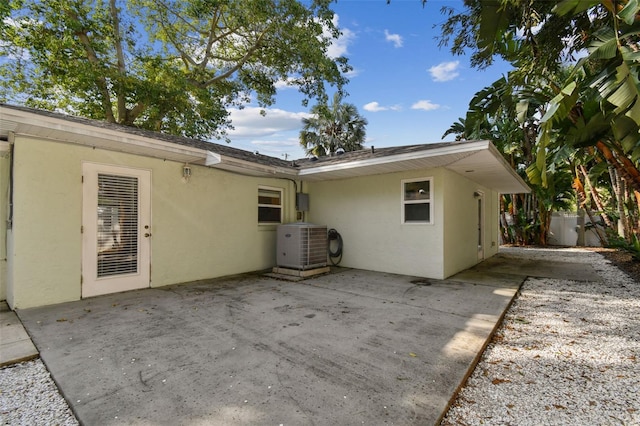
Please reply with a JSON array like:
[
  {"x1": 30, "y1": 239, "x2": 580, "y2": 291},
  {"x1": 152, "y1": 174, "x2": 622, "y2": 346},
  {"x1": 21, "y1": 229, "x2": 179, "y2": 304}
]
[
  {"x1": 201, "y1": 27, "x2": 270, "y2": 86},
  {"x1": 200, "y1": 8, "x2": 223, "y2": 66},
  {"x1": 66, "y1": 10, "x2": 115, "y2": 122},
  {"x1": 128, "y1": 102, "x2": 146, "y2": 125},
  {"x1": 109, "y1": 0, "x2": 128, "y2": 124}
]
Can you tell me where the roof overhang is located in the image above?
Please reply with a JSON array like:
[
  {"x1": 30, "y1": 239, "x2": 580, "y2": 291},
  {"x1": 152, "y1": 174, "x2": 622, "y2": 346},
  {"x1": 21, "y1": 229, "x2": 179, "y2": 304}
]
[
  {"x1": 0, "y1": 106, "x2": 529, "y2": 193},
  {"x1": 0, "y1": 106, "x2": 210, "y2": 165},
  {"x1": 297, "y1": 140, "x2": 530, "y2": 194},
  {"x1": 0, "y1": 105, "x2": 298, "y2": 178}
]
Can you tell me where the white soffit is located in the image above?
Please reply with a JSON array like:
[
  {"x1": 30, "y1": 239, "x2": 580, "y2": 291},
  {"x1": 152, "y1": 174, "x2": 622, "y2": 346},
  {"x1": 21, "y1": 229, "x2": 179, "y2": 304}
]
[
  {"x1": 446, "y1": 145, "x2": 530, "y2": 194},
  {"x1": 298, "y1": 140, "x2": 530, "y2": 194},
  {"x1": 297, "y1": 142, "x2": 486, "y2": 181}
]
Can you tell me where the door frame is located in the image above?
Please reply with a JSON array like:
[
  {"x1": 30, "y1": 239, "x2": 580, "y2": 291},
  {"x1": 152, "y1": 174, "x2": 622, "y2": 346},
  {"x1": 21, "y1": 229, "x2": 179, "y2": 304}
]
[
  {"x1": 82, "y1": 162, "x2": 152, "y2": 298},
  {"x1": 476, "y1": 190, "x2": 485, "y2": 260}
]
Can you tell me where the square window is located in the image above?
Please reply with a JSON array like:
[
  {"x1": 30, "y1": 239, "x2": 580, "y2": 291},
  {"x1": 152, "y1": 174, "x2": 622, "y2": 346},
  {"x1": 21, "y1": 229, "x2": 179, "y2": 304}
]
[
  {"x1": 405, "y1": 203, "x2": 430, "y2": 222},
  {"x1": 258, "y1": 187, "x2": 282, "y2": 224},
  {"x1": 402, "y1": 178, "x2": 432, "y2": 224},
  {"x1": 404, "y1": 180, "x2": 430, "y2": 201}
]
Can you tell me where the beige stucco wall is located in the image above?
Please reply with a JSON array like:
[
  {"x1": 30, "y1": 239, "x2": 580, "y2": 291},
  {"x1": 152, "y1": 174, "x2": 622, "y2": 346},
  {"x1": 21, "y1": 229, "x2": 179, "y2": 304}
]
[
  {"x1": 307, "y1": 168, "x2": 502, "y2": 280},
  {"x1": 0, "y1": 147, "x2": 9, "y2": 301},
  {"x1": 7, "y1": 133, "x2": 507, "y2": 308},
  {"x1": 7, "y1": 137, "x2": 81, "y2": 308},
  {"x1": 150, "y1": 160, "x2": 294, "y2": 287},
  {"x1": 8, "y1": 136, "x2": 294, "y2": 309},
  {"x1": 441, "y1": 169, "x2": 500, "y2": 278},
  {"x1": 307, "y1": 169, "x2": 446, "y2": 279}
]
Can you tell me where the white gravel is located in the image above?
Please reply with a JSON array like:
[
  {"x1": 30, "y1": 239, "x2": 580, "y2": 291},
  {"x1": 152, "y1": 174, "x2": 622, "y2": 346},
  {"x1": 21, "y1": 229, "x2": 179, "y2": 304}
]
[
  {"x1": 442, "y1": 247, "x2": 640, "y2": 425},
  {"x1": 1, "y1": 247, "x2": 638, "y2": 425},
  {"x1": 0, "y1": 359, "x2": 78, "y2": 425}
]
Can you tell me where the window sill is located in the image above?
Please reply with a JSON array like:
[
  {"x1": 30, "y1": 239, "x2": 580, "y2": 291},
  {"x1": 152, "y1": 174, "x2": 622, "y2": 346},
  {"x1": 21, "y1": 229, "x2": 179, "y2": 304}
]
[{"x1": 258, "y1": 223, "x2": 280, "y2": 231}]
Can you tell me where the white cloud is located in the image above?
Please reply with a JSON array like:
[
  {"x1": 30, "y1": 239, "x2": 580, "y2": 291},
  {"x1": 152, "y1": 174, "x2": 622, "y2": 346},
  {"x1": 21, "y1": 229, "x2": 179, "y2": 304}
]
[
  {"x1": 251, "y1": 138, "x2": 300, "y2": 154},
  {"x1": 227, "y1": 107, "x2": 310, "y2": 138},
  {"x1": 250, "y1": 137, "x2": 304, "y2": 159},
  {"x1": 326, "y1": 14, "x2": 356, "y2": 58},
  {"x1": 224, "y1": 108, "x2": 311, "y2": 158},
  {"x1": 251, "y1": 139, "x2": 299, "y2": 148},
  {"x1": 364, "y1": 102, "x2": 385, "y2": 112},
  {"x1": 344, "y1": 67, "x2": 361, "y2": 78},
  {"x1": 274, "y1": 78, "x2": 297, "y2": 90},
  {"x1": 384, "y1": 30, "x2": 403, "y2": 48},
  {"x1": 411, "y1": 100, "x2": 441, "y2": 111},
  {"x1": 429, "y1": 61, "x2": 460, "y2": 82},
  {"x1": 364, "y1": 101, "x2": 401, "y2": 112}
]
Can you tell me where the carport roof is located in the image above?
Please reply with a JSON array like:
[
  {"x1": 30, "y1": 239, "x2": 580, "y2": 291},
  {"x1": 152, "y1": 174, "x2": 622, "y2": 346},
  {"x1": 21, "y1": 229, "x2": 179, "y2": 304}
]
[{"x1": 0, "y1": 104, "x2": 529, "y2": 193}]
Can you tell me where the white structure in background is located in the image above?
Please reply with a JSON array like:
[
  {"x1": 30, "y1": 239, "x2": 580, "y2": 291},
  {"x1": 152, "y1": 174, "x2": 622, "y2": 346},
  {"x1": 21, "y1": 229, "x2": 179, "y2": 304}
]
[{"x1": 548, "y1": 210, "x2": 603, "y2": 247}]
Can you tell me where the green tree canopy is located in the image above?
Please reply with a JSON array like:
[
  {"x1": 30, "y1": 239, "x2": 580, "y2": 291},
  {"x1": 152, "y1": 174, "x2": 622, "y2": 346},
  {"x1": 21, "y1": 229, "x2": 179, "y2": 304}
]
[
  {"x1": 299, "y1": 92, "x2": 368, "y2": 157},
  {"x1": 437, "y1": 0, "x2": 598, "y2": 78},
  {"x1": 0, "y1": 0, "x2": 350, "y2": 140},
  {"x1": 438, "y1": 1, "x2": 640, "y2": 183},
  {"x1": 438, "y1": 0, "x2": 640, "y2": 246}
]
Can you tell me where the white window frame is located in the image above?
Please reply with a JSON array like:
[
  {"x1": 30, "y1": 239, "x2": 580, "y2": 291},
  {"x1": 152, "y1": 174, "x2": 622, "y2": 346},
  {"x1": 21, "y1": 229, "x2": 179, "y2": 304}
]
[
  {"x1": 258, "y1": 186, "x2": 283, "y2": 225},
  {"x1": 401, "y1": 177, "x2": 433, "y2": 224}
]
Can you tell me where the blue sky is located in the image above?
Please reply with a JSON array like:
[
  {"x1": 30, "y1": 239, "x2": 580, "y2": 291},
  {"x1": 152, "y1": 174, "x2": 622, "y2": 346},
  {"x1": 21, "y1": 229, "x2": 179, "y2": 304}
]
[{"x1": 225, "y1": 0, "x2": 512, "y2": 160}]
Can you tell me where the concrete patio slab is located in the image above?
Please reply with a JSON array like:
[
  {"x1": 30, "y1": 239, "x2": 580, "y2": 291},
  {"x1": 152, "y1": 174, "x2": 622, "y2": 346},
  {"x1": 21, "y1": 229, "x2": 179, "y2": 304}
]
[
  {"x1": 0, "y1": 302, "x2": 38, "y2": 367},
  {"x1": 461, "y1": 252, "x2": 603, "y2": 282},
  {"x1": 7, "y1": 248, "x2": 610, "y2": 425},
  {"x1": 16, "y1": 265, "x2": 524, "y2": 426}
]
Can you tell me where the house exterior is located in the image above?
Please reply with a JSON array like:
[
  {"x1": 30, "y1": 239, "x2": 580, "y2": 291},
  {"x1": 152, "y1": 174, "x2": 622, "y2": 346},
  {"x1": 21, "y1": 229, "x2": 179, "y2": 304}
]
[{"x1": 0, "y1": 104, "x2": 529, "y2": 309}]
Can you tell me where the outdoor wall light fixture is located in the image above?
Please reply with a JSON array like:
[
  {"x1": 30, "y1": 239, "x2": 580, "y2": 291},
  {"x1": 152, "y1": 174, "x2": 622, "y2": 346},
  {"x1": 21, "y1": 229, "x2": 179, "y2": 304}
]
[{"x1": 182, "y1": 164, "x2": 192, "y2": 182}]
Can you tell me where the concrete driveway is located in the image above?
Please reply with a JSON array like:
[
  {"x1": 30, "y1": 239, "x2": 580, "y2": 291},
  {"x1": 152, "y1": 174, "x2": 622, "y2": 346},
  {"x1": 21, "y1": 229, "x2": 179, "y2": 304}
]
[{"x1": 17, "y1": 258, "x2": 562, "y2": 425}]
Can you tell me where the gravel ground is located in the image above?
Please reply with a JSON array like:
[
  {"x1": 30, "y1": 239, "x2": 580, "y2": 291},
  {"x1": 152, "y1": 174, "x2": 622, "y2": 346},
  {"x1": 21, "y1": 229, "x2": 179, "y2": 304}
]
[
  {"x1": 1, "y1": 247, "x2": 638, "y2": 425},
  {"x1": 0, "y1": 359, "x2": 78, "y2": 425},
  {"x1": 442, "y1": 247, "x2": 640, "y2": 426}
]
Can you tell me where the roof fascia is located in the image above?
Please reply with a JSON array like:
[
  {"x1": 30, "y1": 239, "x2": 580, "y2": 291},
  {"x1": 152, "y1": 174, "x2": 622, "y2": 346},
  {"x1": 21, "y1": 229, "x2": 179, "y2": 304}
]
[
  {"x1": 0, "y1": 107, "x2": 530, "y2": 189},
  {"x1": 297, "y1": 140, "x2": 490, "y2": 177},
  {"x1": 2, "y1": 106, "x2": 293, "y2": 177},
  {"x1": 210, "y1": 153, "x2": 298, "y2": 177},
  {"x1": 2, "y1": 106, "x2": 210, "y2": 161}
]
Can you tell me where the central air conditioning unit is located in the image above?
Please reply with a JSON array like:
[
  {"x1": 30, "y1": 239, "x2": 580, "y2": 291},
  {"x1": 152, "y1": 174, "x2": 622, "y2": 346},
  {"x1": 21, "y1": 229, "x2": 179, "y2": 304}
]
[{"x1": 277, "y1": 223, "x2": 327, "y2": 270}]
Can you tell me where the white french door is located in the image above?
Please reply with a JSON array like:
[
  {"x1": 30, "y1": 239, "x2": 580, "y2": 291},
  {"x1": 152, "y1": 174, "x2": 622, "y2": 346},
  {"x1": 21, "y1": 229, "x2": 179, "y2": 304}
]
[{"x1": 82, "y1": 163, "x2": 151, "y2": 298}]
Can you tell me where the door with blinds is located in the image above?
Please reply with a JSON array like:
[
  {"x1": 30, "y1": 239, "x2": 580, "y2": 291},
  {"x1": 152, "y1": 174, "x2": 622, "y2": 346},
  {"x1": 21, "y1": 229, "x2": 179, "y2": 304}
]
[{"x1": 82, "y1": 163, "x2": 151, "y2": 298}]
